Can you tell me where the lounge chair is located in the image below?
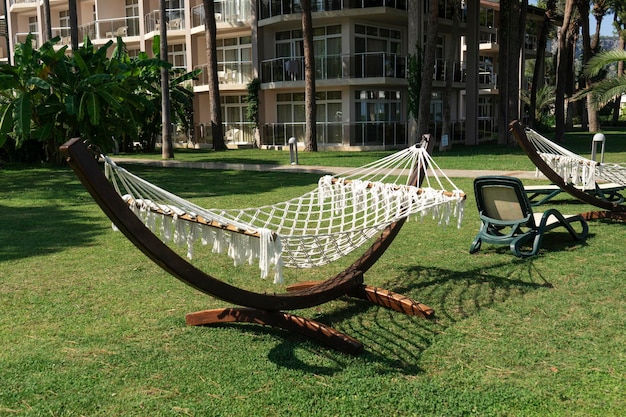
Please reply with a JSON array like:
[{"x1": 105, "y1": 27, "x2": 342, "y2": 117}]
[
  {"x1": 470, "y1": 176, "x2": 588, "y2": 257},
  {"x1": 524, "y1": 182, "x2": 624, "y2": 206}
]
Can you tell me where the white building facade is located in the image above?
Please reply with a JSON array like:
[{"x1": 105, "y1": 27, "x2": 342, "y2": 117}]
[{"x1": 0, "y1": 0, "x2": 546, "y2": 149}]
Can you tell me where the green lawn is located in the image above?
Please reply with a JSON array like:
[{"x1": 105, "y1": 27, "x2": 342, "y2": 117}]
[
  {"x1": 122, "y1": 129, "x2": 626, "y2": 172},
  {"x1": 1, "y1": 149, "x2": 625, "y2": 416}
]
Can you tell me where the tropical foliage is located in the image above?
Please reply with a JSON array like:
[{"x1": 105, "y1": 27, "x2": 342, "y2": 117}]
[
  {"x1": 0, "y1": 35, "x2": 198, "y2": 163},
  {"x1": 582, "y1": 49, "x2": 626, "y2": 110}
]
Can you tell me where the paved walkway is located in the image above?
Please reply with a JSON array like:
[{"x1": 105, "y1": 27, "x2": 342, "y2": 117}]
[{"x1": 111, "y1": 157, "x2": 545, "y2": 180}]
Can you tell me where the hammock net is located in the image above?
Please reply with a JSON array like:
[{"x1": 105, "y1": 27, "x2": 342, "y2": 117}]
[
  {"x1": 526, "y1": 128, "x2": 626, "y2": 190},
  {"x1": 103, "y1": 143, "x2": 465, "y2": 283}
]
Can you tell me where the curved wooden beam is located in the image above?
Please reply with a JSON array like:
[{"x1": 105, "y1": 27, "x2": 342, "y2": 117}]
[{"x1": 510, "y1": 120, "x2": 626, "y2": 217}]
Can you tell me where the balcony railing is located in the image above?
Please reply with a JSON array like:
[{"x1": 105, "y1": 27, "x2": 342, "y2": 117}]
[
  {"x1": 432, "y1": 59, "x2": 497, "y2": 87},
  {"x1": 14, "y1": 32, "x2": 39, "y2": 48},
  {"x1": 9, "y1": 0, "x2": 37, "y2": 5},
  {"x1": 194, "y1": 122, "x2": 256, "y2": 145},
  {"x1": 259, "y1": 0, "x2": 407, "y2": 20},
  {"x1": 193, "y1": 61, "x2": 253, "y2": 86},
  {"x1": 261, "y1": 52, "x2": 406, "y2": 83},
  {"x1": 145, "y1": 8, "x2": 186, "y2": 33},
  {"x1": 260, "y1": 122, "x2": 407, "y2": 148},
  {"x1": 193, "y1": 119, "x2": 493, "y2": 148},
  {"x1": 78, "y1": 16, "x2": 140, "y2": 41},
  {"x1": 190, "y1": 0, "x2": 252, "y2": 27}
]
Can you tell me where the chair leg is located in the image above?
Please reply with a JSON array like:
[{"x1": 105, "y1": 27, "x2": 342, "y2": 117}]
[{"x1": 469, "y1": 236, "x2": 482, "y2": 254}]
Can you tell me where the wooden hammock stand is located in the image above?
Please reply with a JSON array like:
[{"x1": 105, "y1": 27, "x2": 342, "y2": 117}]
[
  {"x1": 60, "y1": 138, "x2": 441, "y2": 355},
  {"x1": 510, "y1": 120, "x2": 626, "y2": 223}
]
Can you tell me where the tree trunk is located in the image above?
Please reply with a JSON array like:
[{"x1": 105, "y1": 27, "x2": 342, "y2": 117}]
[
  {"x1": 203, "y1": 0, "x2": 225, "y2": 151},
  {"x1": 440, "y1": 2, "x2": 460, "y2": 151},
  {"x1": 530, "y1": 0, "x2": 555, "y2": 128},
  {"x1": 301, "y1": 0, "x2": 317, "y2": 151},
  {"x1": 406, "y1": 0, "x2": 420, "y2": 144},
  {"x1": 160, "y1": 0, "x2": 174, "y2": 158},
  {"x1": 579, "y1": 1, "x2": 599, "y2": 132},
  {"x1": 612, "y1": 34, "x2": 625, "y2": 124},
  {"x1": 43, "y1": 0, "x2": 52, "y2": 42},
  {"x1": 69, "y1": 0, "x2": 78, "y2": 50},
  {"x1": 555, "y1": 0, "x2": 576, "y2": 142},
  {"x1": 416, "y1": 0, "x2": 438, "y2": 139},
  {"x1": 498, "y1": 0, "x2": 526, "y2": 144}
]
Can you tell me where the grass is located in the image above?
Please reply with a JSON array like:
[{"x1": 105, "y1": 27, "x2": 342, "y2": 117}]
[
  {"x1": 1, "y1": 148, "x2": 625, "y2": 416},
  {"x1": 121, "y1": 128, "x2": 626, "y2": 172}
]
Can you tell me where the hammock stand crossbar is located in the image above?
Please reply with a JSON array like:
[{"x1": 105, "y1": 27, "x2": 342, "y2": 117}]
[
  {"x1": 60, "y1": 138, "x2": 465, "y2": 354},
  {"x1": 510, "y1": 120, "x2": 626, "y2": 222}
]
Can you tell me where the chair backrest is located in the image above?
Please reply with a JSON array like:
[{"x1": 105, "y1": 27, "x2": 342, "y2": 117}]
[{"x1": 474, "y1": 176, "x2": 534, "y2": 224}]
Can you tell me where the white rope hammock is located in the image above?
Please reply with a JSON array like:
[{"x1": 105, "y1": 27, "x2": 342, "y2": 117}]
[
  {"x1": 103, "y1": 143, "x2": 465, "y2": 284},
  {"x1": 525, "y1": 128, "x2": 626, "y2": 190}
]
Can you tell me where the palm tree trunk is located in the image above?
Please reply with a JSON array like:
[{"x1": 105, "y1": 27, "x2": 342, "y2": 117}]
[
  {"x1": 203, "y1": 0, "x2": 225, "y2": 150},
  {"x1": 440, "y1": 2, "x2": 460, "y2": 151},
  {"x1": 416, "y1": 0, "x2": 438, "y2": 139},
  {"x1": 556, "y1": 0, "x2": 576, "y2": 142},
  {"x1": 160, "y1": 0, "x2": 174, "y2": 158},
  {"x1": 530, "y1": 0, "x2": 555, "y2": 129},
  {"x1": 43, "y1": 0, "x2": 52, "y2": 42},
  {"x1": 69, "y1": 0, "x2": 78, "y2": 50},
  {"x1": 498, "y1": 0, "x2": 526, "y2": 144},
  {"x1": 301, "y1": 0, "x2": 317, "y2": 152}
]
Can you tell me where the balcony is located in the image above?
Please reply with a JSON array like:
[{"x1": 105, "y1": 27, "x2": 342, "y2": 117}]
[
  {"x1": 193, "y1": 61, "x2": 254, "y2": 87},
  {"x1": 144, "y1": 9, "x2": 185, "y2": 33},
  {"x1": 432, "y1": 59, "x2": 497, "y2": 89},
  {"x1": 261, "y1": 52, "x2": 406, "y2": 83},
  {"x1": 14, "y1": 32, "x2": 40, "y2": 48},
  {"x1": 51, "y1": 27, "x2": 71, "y2": 45},
  {"x1": 78, "y1": 17, "x2": 140, "y2": 41},
  {"x1": 190, "y1": 0, "x2": 252, "y2": 27},
  {"x1": 259, "y1": 0, "x2": 407, "y2": 20},
  {"x1": 9, "y1": 0, "x2": 37, "y2": 6}
]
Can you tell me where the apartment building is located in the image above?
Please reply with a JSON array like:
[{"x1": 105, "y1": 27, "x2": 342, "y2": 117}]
[{"x1": 0, "y1": 0, "x2": 546, "y2": 150}]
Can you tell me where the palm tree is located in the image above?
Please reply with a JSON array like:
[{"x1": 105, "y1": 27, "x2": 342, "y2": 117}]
[
  {"x1": 582, "y1": 49, "x2": 626, "y2": 109},
  {"x1": 203, "y1": 0, "x2": 226, "y2": 151},
  {"x1": 301, "y1": 0, "x2": 317, "y2": 151}
]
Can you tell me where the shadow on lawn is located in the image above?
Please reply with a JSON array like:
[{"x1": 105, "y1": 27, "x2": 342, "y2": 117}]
[
  {"x1": 0, "y1": 203, "x2": 102, "y2": 262},
  {"x1": 259, "y1": 258, "x2": 554, "y2": 375}
]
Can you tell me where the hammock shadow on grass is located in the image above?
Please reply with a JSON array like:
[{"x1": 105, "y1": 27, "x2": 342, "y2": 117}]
[{"x1": 259, "y1": 258, "x2": 556, "y2": 375}]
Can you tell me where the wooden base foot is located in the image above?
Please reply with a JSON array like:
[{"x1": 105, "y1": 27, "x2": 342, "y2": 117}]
[
  {"x1": 287, "y1": 281, "x2": 434, "y2": 318},
  {"x1": 348, "y1": 285, "x2": 434, "y2": 318},
  {"x1": 186, "y1": 307, "x2": 364, "y2": 355},
  {"x1": 580, "y1": 210, "x2": 626, "y2": 222}
]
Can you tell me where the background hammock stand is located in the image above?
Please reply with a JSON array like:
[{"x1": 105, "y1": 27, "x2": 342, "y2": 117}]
[{"x1": 510, "y1": 120, "x2": 626, "y2": 223}]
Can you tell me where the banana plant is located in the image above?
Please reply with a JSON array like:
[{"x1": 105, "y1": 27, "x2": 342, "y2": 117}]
[{"x1": 0, "y1": 35, "x2": 199, "y2": 162}]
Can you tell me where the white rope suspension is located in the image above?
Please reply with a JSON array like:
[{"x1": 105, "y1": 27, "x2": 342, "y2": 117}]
[
  {"x1": 526, "y1": 128, "x2": 626, "y2": 190},
  {"x1": 104, "y1": 144, "x2": 465, "y2": 283}
]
